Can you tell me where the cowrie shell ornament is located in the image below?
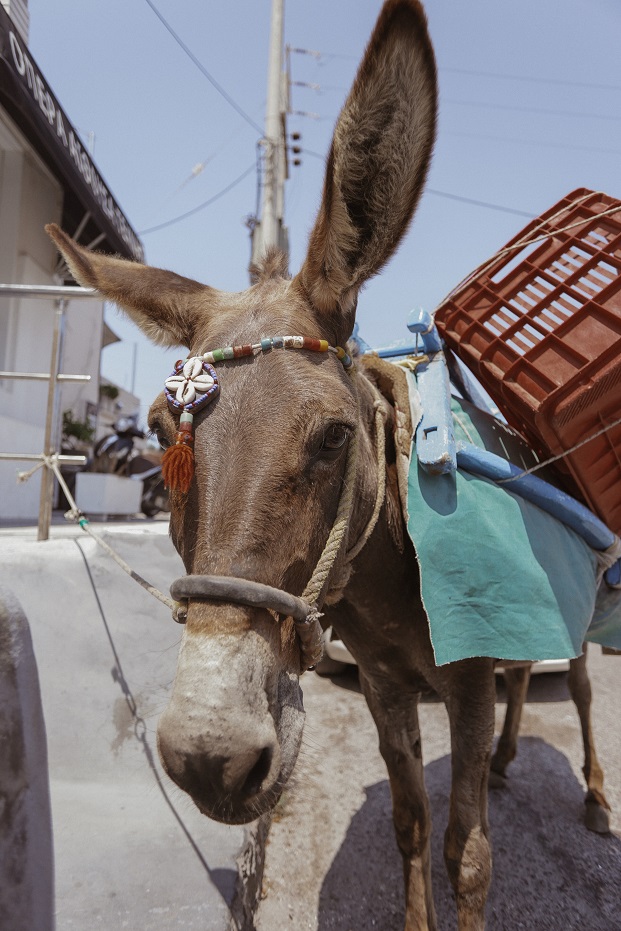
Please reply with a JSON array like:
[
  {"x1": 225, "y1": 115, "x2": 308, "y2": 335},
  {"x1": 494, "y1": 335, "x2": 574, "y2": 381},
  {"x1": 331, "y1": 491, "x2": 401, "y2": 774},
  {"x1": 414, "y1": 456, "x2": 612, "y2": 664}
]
[{"x1": 165, "y1": 357, "x2": 220, "y2": 412}]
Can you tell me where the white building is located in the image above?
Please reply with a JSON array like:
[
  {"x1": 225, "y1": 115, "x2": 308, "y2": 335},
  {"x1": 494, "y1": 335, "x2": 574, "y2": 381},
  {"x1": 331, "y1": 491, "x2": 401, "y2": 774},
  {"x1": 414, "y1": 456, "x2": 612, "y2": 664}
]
[{"x1": 0, "y1": 0, "x2": 143, "y2": 521}]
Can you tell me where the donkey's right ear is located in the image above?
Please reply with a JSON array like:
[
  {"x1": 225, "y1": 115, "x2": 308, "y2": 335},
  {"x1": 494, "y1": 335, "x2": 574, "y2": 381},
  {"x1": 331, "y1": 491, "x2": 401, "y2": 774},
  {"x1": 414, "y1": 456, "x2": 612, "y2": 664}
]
[{"x1": 45, "y1": 224, "x2": 210, "y2": 349}]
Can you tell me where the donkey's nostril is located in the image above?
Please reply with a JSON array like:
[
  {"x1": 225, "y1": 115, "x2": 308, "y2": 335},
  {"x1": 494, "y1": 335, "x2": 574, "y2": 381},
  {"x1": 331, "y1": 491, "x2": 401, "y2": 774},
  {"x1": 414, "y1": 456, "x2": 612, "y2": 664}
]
[
  {"x1": 221, "y1": 744, "x2": 275, "y2": 798},
  {"x1": 241, "y1": 746, "x2": 274, "y2": 798}
]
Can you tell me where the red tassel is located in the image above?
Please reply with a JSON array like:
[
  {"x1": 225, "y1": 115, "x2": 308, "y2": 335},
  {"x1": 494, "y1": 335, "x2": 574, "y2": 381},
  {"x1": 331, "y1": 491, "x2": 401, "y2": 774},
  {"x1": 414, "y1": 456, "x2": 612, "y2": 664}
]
[{"x1": 162, "y1": 430, "x2": 194, "y2": 493}]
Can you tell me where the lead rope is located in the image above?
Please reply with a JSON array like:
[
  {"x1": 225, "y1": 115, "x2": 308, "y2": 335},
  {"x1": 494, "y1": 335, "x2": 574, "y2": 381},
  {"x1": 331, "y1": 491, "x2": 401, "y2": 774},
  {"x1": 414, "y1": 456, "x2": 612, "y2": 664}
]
[
  {"x1": 18, "y1": 376, "x2": 388, "y2": 672},
  {"x1": 18, "y1": 455, "x2": 177, "y2": 611}
]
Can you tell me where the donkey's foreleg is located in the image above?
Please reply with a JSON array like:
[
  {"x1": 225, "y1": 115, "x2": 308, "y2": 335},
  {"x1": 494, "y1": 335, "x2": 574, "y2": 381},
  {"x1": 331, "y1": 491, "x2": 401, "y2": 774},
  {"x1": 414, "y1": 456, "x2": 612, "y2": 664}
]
[
  {"x1": 489, "y1": 664, "x2": 532, "y2": 787},
  {"x1": 359, "y1": 673, "x2": 437, "y2": 931},
  {"x1": 567, "y1": 646, "x2": 610, "y2": 833},
  {"x1": 444, "y1": 662, "x2": 495, "y2": 931}
]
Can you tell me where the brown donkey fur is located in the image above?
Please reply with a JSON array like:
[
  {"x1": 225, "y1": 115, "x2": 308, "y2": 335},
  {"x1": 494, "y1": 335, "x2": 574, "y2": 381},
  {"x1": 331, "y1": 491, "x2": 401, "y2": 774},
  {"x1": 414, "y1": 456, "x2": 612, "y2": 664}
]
[{"x1": 46, "y1": 1, "x2": 608, "y2": 927}]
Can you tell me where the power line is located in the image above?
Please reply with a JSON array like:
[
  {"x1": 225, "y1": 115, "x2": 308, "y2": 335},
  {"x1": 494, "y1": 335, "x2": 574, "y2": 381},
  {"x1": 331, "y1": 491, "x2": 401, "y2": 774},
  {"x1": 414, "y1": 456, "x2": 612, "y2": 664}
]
[
  {"x1": 444, "y1": 97, "x2": 621, "y2": 123},
  {"x1": 301, "y1": 148, "x2": 326, "y2": 161},
  {"x1": 296, "y1": 50, "x2": 620, "y2": 92},
  {"x1": 300, "y1": 149, "x2": 536, "y2": 218},
  {"x1": 446, "y1": 128, "x2": 621, "y2": 157},
  {"x1": 425, "y1": 189, "x2": 535, "y2": 218},
  {"x1": 142, "y1": 0, "x2": 264, "y2": 136},
  {"x1": 171, "y1": 121, "x2": 251, "y2": 197},
  {"x1": 441, "y1": 66, "x2": 621, "y2": 93},
  {"x1": 139, "y1": 163, "x2": 256, "y2": 235}
]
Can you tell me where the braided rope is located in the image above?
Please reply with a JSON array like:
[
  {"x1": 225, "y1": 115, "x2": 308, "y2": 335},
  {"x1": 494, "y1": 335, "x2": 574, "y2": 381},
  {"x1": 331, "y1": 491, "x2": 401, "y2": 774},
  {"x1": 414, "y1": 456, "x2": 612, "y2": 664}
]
[
  {"x1": 301, "y1": 425, "x2": 360, "y2": 607},
  {"x1": 30, "y1": 454, "x2": 177, "y2": 611},
  {"x1": 495, "y1": 413, "x2": 621, "y2": 485},
  {"x1": 16, "y1": 458, "x2": 47, "y2": 483},
  {"x1": 345, "y1": 399, "x2": 386, "y2": 562},
  {"x1": 301, "y1": 377, "x2": 388, "y2": 606},
  {"x1": 77, "y1": 520, "x2": 177, "y2": 611}
]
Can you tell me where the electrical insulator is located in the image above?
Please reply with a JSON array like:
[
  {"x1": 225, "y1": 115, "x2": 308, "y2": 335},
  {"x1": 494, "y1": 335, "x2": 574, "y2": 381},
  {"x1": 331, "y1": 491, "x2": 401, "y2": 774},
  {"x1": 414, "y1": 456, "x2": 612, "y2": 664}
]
[
  {"x1": 292, "y1": 146, "x2": 301, "y2": 154},
  {"x1": 291, "y1": 132, "x2": 301, "y2": 141},
  {"x1": 293, "y1": 158, "x2": 302, "y2": 166}
]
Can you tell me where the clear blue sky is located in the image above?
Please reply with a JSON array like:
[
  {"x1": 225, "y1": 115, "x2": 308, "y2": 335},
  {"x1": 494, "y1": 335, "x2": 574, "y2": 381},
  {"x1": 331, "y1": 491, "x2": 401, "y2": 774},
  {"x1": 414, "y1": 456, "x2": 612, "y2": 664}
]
[{"x1": 28, "y1": 0, "x2": 621, "y2": 424}]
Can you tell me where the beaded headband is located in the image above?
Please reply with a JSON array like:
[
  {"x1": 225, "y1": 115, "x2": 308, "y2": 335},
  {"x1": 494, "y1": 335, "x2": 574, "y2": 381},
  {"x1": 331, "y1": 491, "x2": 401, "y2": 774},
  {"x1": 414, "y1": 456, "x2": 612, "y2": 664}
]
[{"x1": 161, "y1": 335, "x2": 354, "y2": 493}]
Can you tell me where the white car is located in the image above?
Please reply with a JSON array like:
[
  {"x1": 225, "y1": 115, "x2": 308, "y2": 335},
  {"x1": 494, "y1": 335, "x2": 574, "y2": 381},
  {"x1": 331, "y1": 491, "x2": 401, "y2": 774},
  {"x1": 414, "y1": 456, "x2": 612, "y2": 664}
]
[{"x1": 320, "y1": 627, "x2": 570, "y2": 676}]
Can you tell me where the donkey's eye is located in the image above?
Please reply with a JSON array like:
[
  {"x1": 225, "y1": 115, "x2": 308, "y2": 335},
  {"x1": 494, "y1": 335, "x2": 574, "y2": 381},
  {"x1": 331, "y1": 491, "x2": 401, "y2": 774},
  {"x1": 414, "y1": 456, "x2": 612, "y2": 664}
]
[{"x1": 321, "y1": 424, "x2": 350, "y2": 454}]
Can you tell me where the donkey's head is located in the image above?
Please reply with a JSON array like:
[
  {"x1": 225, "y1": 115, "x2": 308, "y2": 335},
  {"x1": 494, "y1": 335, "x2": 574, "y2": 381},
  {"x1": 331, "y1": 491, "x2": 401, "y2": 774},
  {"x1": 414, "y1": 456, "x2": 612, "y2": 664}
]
[{"x1": 47, "y1": 0, "x2": 436, "y2": 824}]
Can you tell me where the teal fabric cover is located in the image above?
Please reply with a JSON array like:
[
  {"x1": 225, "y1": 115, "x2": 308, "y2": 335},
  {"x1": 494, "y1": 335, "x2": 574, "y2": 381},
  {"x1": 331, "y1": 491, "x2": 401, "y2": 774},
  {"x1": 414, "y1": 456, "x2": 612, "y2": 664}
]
[{"x1": 406, "y1": 397, "x2": 621, "y2": 665}]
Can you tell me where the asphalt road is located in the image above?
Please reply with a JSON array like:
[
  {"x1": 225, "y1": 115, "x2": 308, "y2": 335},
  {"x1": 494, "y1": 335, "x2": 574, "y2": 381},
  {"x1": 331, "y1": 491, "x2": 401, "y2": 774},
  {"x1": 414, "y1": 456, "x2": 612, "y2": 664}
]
[{"x1": 255, "y1": 648, "x2": 621, "y2": 931}]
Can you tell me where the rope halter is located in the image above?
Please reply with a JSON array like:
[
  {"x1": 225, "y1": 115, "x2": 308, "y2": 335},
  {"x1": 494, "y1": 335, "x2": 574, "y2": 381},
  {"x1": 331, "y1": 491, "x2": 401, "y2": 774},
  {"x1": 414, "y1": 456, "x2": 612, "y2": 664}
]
[{"x1": 163, "y1": 335, "x2": 386, "y2": 672}]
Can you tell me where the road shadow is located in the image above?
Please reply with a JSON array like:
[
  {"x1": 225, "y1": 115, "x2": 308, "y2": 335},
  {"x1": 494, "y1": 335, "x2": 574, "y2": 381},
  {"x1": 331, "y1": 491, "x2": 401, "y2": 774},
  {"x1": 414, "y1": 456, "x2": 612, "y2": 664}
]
[{"x1": 317, "y1": 738, "x2": 621, "y2": 931}]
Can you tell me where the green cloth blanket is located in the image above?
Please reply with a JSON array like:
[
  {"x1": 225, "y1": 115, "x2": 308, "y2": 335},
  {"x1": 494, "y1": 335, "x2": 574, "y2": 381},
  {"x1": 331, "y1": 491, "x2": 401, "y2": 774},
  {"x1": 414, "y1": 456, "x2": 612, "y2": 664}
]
[{"x1": 406, "y1": 395, "x2": 621, "y2": 665}]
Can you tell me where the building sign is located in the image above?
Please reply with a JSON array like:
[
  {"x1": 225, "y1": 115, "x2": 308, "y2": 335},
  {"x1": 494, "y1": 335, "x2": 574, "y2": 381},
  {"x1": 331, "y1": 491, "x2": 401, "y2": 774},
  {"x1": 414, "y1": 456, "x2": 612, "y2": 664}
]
[{"x1": 0, "y1": 5, "x2": 144, "y2": 262}]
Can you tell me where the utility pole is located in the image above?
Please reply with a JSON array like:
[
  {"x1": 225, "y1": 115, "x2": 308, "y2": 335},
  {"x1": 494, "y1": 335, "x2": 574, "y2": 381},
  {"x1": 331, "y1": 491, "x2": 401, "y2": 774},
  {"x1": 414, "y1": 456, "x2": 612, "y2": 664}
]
[{"x1": 251, "y1": 0, "x2": 289, "y2": 267}]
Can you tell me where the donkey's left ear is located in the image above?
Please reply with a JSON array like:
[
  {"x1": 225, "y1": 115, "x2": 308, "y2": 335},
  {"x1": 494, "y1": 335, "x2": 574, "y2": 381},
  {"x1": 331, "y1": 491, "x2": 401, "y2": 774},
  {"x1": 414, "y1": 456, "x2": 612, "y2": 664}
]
[
  {"x1": 46, "y1": 224, "x2": 212, "y2": 348},
  {"x1": 295, "y1": 0, "x2": 437, "y2": 341}
]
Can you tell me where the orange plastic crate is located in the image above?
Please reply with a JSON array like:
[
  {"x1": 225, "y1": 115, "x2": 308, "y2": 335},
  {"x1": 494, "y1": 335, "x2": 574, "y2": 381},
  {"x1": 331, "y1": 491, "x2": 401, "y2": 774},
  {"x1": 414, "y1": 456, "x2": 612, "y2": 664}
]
[{"x1": 435, "y1": 188, "x2": 621, "y2": 534}]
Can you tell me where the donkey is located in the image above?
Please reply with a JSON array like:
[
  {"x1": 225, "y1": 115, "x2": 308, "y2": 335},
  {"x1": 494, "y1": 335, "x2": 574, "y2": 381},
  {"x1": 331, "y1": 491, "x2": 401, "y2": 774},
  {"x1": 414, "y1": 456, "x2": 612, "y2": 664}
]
[{"x1": 45, "y1": 1, "x2": 607, "y2": 927}]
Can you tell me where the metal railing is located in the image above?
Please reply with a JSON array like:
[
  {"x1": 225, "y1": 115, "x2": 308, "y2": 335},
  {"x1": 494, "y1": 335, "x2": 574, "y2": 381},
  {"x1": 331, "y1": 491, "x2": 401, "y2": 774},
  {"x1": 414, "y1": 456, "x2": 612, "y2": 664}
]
[{"x1": 0, "y1": 284, "x2": 101, "y2": 540}]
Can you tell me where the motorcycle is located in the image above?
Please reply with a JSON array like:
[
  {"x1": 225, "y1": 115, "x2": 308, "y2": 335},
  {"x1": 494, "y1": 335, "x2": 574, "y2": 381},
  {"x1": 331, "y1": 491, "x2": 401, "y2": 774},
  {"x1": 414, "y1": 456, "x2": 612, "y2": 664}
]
[{"x1": 92, "y1": 416, "x2": 170, "y2": 518}]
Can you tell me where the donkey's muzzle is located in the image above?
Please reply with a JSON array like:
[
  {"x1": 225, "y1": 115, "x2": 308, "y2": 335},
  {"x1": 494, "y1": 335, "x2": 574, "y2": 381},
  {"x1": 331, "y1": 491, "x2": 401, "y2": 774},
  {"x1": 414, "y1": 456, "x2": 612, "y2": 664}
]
[{"x1": 157, "y1": 703, "x2": 281, "y2": 823}]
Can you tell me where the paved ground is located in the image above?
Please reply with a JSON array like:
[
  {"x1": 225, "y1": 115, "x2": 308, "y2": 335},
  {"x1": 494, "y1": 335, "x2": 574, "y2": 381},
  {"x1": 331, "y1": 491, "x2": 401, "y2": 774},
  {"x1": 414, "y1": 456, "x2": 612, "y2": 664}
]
[
  {"x1": 3, "y1": 516, "x2": 620, "y2": 930},
  {"x1": 0, "y1": 517, "x2": 260, "y2": 931},
  {"x1": 256, "y1": 654, "x2": 621, "y2": 931}
]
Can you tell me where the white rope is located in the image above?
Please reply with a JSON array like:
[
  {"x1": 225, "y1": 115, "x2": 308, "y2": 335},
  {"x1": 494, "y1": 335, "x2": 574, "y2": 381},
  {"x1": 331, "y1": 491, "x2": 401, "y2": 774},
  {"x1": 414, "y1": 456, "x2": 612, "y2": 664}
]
[
  {"x1": 432, "y1": 190, "x2": 621, "y2": 484},
  {"x1": 76, "y1": 519, "x2": 177, "y2": 610},
  {"x1": 18, "y1": 454, "x2": 176, "y2": 611},
  {"x1": 452, "y1": 401, "x2": 621, "y2": 489},
  {"x1": 433, "y1": 191, "x2": 621, "y2": 317},
  {"x1": 345, "y1": 397, "x2": 387, "y2": 562},
  {"x1": 300, "y1": 376, "x2": 388, "y2": 605},
  {"x1": 301, "y1": 426, "x2": 360, "y2": 607},
  {"x1": 494, "y1": 415, "x2": 621, "y2": 485},
  {"x1": 451, "y1": 409, "x2": 478, "y2": 447}
]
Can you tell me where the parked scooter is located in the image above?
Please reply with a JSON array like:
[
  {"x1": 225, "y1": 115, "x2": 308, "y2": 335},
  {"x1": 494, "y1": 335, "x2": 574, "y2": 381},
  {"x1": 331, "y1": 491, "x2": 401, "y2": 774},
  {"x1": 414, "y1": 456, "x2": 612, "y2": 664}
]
[{"x1": 92, "y1": 416, "x2": 169, "y2": 518}]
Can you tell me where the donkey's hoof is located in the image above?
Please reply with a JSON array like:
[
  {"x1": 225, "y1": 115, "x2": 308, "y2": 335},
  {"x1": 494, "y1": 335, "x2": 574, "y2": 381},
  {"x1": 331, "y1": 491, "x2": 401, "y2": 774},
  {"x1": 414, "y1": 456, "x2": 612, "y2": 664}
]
[
  {"x1": 488, "y1": 769, "x2": 507, "y2": 790},
  {"x1": 585, "y1": 800, "x2": 610, "y2": 834}
]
